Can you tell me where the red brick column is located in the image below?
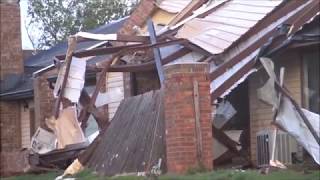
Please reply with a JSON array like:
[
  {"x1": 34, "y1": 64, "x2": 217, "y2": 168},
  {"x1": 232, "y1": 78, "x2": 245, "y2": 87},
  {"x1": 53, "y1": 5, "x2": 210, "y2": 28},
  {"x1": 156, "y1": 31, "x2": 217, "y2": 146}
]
[{"x1": 164, "y1": 63, "x2": 213, "y2": 173}]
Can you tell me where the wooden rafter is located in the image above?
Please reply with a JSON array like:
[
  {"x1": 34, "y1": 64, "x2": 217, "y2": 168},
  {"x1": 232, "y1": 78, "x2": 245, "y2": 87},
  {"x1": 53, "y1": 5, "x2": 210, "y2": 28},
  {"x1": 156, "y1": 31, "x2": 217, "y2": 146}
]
[
  {"x1": 147, "y1": 19, "x2": 165, "y2": 85},
  {"x1": 78, "y1": 57, "x2": 115, "y2": 130},
  {"x1": 79, "y1": 90, "x2": 109, "y2": 130},
  {"x1": 55, "y1": 39, "x2": 187, "y2": 60}
]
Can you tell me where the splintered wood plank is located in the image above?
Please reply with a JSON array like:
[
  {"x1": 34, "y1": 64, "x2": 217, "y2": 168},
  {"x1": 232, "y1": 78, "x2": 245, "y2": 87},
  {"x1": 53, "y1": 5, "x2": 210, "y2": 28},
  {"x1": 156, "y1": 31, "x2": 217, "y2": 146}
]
[{"x1": 193, "y1": 80, "x2": 203, "y2": 164}]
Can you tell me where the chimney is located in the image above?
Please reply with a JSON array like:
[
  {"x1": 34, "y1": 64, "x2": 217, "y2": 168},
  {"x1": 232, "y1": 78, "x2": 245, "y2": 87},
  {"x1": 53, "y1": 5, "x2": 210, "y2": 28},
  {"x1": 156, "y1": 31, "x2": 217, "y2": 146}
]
[{"x1": 0, "y1": 0, "x2": 23, "y2": 80}]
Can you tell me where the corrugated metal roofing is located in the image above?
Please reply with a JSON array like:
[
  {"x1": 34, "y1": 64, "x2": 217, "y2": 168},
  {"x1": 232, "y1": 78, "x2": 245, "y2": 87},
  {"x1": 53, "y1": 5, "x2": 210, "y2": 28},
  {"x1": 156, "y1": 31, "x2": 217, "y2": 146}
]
[
  {"x1": 157, "y1": 0, "x2": 192, "y2": 13},
  {"x1": 177, "y1": 0, "x2": 283, "y2": 54}
]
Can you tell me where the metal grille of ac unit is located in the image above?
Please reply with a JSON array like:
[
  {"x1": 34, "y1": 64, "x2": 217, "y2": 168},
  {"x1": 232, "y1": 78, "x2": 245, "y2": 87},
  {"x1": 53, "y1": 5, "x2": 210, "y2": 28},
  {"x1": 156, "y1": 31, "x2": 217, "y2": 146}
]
[
  {"x1": 257, "y1": 133, "x2": 270, "y2": 166},
  {"x1": 256, "y1": 130, "x2": 298, "y2": 167}
]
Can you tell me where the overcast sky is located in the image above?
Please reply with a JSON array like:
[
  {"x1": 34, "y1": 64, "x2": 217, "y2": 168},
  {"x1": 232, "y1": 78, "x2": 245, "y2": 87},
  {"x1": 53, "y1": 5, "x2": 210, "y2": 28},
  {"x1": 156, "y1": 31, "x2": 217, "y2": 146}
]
[{"x1": 20, "y1": 0, "x2": 34, "y2": 50}]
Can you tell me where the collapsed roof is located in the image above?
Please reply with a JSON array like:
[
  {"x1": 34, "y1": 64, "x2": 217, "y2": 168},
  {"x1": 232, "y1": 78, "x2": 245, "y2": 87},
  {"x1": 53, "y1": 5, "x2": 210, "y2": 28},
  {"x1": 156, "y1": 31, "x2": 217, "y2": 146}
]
[{"x1": 48, "y1": 0, "x2": 319, "y2": 103}]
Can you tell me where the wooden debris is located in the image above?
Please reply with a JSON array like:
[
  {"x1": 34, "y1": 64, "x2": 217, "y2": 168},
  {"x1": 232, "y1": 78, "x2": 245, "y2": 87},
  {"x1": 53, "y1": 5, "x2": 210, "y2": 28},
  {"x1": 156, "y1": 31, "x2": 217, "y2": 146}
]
[
  {"x1": 193, "y1": 80, "x2": 203, "y2": 165},
  {"x1": 147, "y1": 19, "x2": 165, "y2": 85},
  {"x1": 29, "y1": 142, "x2": 88, "y2": 170},
  {"x1": 78, "y1": 57, "x2": 114, "y2": 130},
  {"x1": 53, "y1": 37, "x2": 77, "y2": 118},
  {"x1": 79, "y1": 90, "x2": 109, "y2": 130},
  {"x1": 78, "y1": 90, "x2": 165, "y2": 176}
]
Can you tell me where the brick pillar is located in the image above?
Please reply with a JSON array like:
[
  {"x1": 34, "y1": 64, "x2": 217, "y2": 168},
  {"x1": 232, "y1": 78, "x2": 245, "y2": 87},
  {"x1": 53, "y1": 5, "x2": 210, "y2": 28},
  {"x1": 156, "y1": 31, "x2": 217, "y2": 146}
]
[{"x1": 164, "y1": 63, "x2": 213, "y2": 173}]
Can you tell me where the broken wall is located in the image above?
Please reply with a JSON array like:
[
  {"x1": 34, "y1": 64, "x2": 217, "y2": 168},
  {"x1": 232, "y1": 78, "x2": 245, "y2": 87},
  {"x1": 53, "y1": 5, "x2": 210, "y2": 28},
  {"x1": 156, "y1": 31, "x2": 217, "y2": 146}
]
[
  {"x1": 33, "y1": 69, "x2": 57, "y2": 129},
  {"x1": 249, "y1": 50, "x2": 302, "y2": 164}
]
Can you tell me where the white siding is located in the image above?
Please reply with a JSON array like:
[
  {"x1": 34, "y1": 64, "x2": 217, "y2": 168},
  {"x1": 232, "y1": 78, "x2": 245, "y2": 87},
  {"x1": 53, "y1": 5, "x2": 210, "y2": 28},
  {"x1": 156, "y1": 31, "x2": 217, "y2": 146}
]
[
  {"x1": 21, "y1": 101, "x2": 33, "y2": 148},
  {"x1": 106, "y1": 72, "x2": 124, "y2": 120}
]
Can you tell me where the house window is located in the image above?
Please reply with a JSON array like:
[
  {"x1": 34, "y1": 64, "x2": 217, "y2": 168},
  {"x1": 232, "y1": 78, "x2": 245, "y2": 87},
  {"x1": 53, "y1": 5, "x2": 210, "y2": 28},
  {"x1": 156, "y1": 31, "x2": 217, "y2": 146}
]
[{"x1": 303, "y1": 50, "x2": 319, "y2": 113}]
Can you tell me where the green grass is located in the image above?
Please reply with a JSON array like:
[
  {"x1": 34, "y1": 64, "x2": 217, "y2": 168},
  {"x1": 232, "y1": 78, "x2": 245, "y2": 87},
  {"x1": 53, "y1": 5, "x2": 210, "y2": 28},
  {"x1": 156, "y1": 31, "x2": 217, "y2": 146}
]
[
  {"x1": 161, "y1": 170, "x2": 320, "y2": 180},
  {"x1": 2, "y1": 169, "x2": 319, "y2": 180},
  {"x1": 1, "y1": 172, "x2": 60, "y2": 180}
]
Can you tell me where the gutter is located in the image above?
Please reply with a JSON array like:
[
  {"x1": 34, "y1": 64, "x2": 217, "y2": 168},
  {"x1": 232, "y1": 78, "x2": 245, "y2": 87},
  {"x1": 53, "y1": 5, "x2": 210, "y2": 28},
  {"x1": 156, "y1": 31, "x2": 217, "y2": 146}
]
[{"x1": 0, "y1": 89, "x2": 34, "y2": 101}]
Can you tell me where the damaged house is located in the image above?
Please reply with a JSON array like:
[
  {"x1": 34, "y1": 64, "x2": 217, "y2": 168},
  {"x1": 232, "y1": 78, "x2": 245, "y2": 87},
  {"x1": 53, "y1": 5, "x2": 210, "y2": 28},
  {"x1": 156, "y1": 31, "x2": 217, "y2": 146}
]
[{"x1": 1, "y1": 0, "x2": 319, "y2": 177}]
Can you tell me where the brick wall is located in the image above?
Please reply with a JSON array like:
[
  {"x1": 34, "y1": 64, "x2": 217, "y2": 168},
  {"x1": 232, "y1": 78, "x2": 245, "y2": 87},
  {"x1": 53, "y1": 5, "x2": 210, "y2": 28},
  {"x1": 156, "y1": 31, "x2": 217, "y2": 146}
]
[
  {"x1": 0, "y1": 150, "x2": 29, "y2": 177},
  {"x1": 0, "y1": 2, "x2": 23, "y2": 80},
  {"x1": 0, "y1": 101, "x2": 21, "y2": 151},
  {"x1": 249, "y1": 51, "x2": 302, "y2": 164},
  {"x1": 164, "y1": 63, "x2": 213, "y2": 173},
  {"x1": 33, "y1": 70, "x2": 56, "y2": 129}
]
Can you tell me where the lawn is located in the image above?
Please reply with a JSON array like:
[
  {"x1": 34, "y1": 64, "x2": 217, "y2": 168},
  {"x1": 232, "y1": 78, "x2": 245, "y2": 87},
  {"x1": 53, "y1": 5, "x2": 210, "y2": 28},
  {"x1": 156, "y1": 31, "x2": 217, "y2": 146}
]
[{"x1": 2, "y1": 169, "x2": 319, "y2": 180}]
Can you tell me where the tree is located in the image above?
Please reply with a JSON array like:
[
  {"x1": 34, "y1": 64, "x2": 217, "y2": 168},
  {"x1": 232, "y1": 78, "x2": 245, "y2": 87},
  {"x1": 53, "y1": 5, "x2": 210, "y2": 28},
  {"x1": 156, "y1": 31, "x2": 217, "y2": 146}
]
[{"x1": 27, "y1": 0, "x2": 138, "y2": 49}]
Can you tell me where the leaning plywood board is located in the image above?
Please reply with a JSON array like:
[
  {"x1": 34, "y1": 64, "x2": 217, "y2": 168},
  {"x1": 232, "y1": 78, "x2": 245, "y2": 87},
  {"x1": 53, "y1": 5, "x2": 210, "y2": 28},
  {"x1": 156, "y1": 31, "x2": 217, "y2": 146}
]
[
  {"x1": 79, "y1": 90, "x2": 165, "y2": 176},
  {"x1": 46, "y1": 107, "x2": 86, "y2": 149}
]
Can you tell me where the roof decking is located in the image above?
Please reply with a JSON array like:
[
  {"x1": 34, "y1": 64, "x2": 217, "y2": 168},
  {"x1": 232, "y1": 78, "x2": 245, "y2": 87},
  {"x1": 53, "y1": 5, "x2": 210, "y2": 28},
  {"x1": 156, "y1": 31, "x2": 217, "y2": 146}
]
[{"x1": 177, "y1": 0, "x2": 283, "y2": 54}]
